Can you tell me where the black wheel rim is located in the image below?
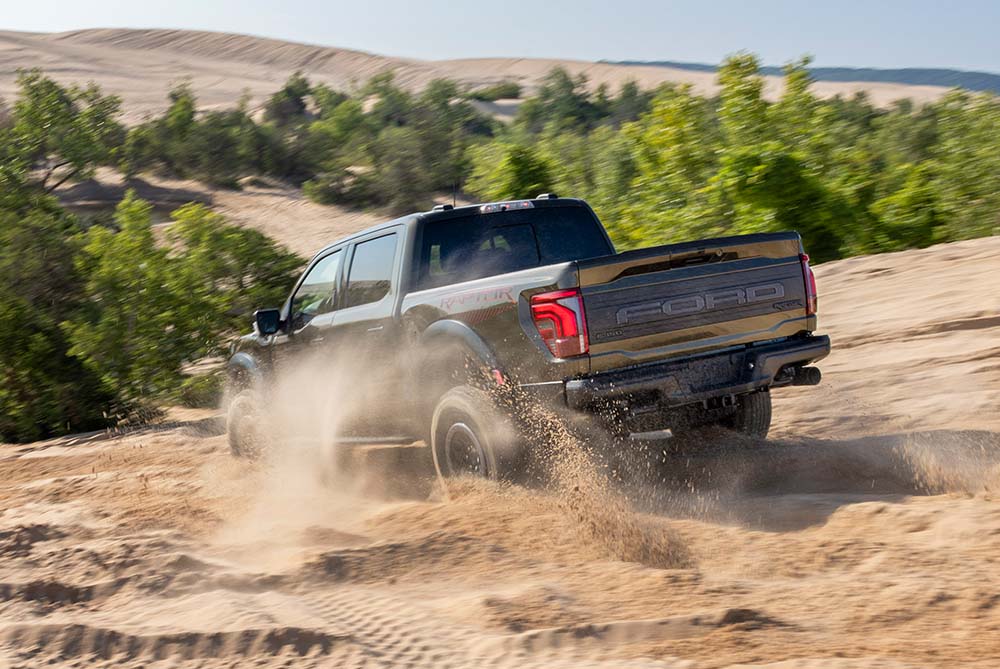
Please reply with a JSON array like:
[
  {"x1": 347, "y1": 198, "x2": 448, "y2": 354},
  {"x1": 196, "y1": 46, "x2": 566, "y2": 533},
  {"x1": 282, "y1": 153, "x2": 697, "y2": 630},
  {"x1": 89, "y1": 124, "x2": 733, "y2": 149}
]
[{"x1": 444, "y1": 422, "x2": 487, "y2": 477}]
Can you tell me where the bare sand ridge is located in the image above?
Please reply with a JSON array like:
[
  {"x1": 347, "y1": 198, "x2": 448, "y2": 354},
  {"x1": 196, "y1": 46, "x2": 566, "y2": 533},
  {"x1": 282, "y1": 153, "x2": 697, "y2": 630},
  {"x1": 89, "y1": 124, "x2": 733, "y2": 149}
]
[
  {"x1": 1, "y1": 193, "x2": 998, "y2": 668},
  {"x1": 0, "y1": 28, "x2": 956, "y2": 123}
]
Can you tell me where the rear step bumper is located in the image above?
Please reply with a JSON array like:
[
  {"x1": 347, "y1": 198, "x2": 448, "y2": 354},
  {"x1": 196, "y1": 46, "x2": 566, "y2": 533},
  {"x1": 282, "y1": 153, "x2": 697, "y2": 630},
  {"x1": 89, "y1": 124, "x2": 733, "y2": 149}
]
[{"x1": 564, "y1": 335, "x2": 831, "y2": 411}]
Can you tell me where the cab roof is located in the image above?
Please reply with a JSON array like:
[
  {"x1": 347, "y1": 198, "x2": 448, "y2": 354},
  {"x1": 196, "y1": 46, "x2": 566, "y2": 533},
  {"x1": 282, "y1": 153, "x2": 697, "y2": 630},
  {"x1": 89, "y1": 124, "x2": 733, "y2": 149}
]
[{"x1": 312, "y1": 195, "x2": 588, "y2": 259}]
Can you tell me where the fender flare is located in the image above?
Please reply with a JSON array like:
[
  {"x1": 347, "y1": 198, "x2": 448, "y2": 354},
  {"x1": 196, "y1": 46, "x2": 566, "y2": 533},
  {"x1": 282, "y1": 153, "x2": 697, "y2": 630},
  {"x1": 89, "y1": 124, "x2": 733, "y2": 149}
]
[
  {"x1": 417, "y1": 319, "x2": 500, "y2": 372},
  {"x1": 226, "y1": 352, "x2": 263, "y2": 389}
]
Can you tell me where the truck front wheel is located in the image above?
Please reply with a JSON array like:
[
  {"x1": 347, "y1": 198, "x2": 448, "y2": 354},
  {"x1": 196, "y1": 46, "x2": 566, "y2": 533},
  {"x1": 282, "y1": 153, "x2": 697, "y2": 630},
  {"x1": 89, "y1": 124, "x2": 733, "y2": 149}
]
[
  {"x1": 430, "y1": 386, "x2": 521, "y2": 483},
  {"x1": 227, "y1": 389, "x2": 268, "y2": 459}
]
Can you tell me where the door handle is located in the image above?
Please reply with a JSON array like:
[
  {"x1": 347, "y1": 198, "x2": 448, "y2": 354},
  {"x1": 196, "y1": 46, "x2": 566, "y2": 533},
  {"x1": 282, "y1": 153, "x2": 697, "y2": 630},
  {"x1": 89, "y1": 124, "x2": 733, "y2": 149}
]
[{"x1": 366, "y1": 325, "x2": 384, "y2": 333}]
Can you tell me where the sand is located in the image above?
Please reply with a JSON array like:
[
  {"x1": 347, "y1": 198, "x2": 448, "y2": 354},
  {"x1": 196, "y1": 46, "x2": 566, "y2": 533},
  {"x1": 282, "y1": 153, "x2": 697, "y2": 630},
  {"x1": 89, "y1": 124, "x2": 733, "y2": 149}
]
[
  {"x1": 2, "y1": 186, "x2": 999, "y2": 668},
  {"x1": 0, "y1": 28, "x2": 957, "y2": 124}
]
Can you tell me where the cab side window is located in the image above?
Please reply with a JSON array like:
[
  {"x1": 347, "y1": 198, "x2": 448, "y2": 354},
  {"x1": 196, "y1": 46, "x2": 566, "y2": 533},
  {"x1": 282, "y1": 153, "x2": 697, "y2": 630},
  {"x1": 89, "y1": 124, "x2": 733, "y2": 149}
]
[
  {"x1": 290, "y1": 250, "x2": 343, "y2": 328},
  {"x1": 345, "y1": 234, "x2": 397, "y2": 308}
]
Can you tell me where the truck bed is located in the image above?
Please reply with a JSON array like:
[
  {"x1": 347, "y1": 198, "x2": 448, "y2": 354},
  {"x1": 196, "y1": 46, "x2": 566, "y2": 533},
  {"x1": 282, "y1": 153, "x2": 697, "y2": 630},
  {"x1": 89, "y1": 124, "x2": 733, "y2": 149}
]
[{"x1": 577, "y1": 232, "x2": 815, "y2": 373}]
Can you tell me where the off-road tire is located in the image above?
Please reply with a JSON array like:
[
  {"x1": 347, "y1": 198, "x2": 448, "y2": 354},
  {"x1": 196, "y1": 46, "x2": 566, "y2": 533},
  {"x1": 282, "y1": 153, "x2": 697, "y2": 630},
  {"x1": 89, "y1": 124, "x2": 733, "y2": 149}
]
[
  {"x1": 430, "y1": 385, "x2": 521, "y2": 483},
  {"x1": 227, "y1": 389, "x2": 267, "y2": 459},
  {"x1": 669, "y1": 391, "x2": 773, "y2": 443},
  {"x1": 721, "y1": 390, "x2": 772, "y2": 439}
]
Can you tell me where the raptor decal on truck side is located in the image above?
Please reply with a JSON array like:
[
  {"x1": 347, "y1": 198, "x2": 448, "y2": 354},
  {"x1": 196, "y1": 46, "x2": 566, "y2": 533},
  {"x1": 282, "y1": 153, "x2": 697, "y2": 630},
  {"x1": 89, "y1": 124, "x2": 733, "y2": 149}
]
[{"x1": 614, "y1": 282, "x2": 785, "y2": 326}]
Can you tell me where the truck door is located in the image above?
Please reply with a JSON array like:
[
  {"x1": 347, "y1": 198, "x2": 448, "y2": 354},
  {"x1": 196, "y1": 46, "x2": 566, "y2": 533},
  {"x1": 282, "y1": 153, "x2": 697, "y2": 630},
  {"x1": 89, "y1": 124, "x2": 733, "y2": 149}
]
[
  {"x1": 276, "y1": 247, "x2": 345, "y2": 357},
  {"x1": 329, "y1": 230, "x2": 406, "y2": 434},
  {"x1": 267, "y1": 248, "x2": 346, "y2": 437}
]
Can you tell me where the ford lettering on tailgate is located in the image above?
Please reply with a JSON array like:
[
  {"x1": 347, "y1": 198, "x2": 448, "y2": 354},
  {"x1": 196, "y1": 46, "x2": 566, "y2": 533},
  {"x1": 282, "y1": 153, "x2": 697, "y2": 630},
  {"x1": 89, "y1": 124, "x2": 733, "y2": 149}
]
[{"x1": 614, "y1": 282, "x2": 785, "y2": 326}]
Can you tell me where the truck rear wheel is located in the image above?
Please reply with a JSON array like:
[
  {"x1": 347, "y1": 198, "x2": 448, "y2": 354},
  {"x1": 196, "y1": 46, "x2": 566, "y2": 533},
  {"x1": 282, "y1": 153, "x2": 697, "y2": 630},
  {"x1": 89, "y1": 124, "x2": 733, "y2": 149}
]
[
  {"x1": 670, "y1": 391, "x2": 772, "y2": 442},
  {"x1": 723, "y1": 391, "x2": 772, "y2": 439},
  {"x1": 430, "y1": 386, "x2": 521, "y2": 483}
]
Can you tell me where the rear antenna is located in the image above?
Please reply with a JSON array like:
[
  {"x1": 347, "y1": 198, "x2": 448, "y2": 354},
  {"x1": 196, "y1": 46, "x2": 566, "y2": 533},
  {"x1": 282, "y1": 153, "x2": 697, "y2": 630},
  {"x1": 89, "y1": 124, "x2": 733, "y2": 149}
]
[{"x1": 452, "y1": 181, "x2": 457, "y2": 208}]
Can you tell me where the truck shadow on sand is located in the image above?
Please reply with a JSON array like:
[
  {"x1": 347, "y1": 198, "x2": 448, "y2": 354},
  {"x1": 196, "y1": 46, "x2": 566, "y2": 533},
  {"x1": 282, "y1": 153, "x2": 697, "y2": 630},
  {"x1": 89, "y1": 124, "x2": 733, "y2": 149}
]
[
  {"x1": 335, "y1": 425, "x2": 1000, "y2": 533},
  {"x1": 626, "y1": 428, "x2": 1000, "y2": 531}
]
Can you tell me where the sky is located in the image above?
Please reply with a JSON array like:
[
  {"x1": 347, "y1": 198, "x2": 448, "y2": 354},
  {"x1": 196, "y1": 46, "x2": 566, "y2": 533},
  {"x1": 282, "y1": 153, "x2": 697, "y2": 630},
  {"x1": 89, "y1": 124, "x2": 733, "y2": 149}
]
[{"x1": 4, "y1": 0, "x2": 999, "y2": 73}]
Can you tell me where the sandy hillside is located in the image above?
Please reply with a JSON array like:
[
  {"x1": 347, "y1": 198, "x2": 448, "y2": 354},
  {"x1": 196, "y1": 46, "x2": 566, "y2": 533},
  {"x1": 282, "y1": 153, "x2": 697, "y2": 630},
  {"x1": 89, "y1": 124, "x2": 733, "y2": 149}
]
[
  {"x1": 1, "y1": 217, "x2": 999, "y2": 668},
  {"x1": 0, "y1": 28, "x2": 954, "y2": 123},
  {"x1": 58, "y1": 169, "x2": 385, "y2": 258}
]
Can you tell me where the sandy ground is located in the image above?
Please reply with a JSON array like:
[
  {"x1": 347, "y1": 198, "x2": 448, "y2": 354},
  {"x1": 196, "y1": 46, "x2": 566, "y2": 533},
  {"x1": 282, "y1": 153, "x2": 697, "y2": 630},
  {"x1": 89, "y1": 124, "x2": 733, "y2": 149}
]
[
  {"x1": 2, "y1": 205, "x2": 999, "y2": 668},
  {"x1": 0, "y1": 28, "x2": 954, "y2": 123}
]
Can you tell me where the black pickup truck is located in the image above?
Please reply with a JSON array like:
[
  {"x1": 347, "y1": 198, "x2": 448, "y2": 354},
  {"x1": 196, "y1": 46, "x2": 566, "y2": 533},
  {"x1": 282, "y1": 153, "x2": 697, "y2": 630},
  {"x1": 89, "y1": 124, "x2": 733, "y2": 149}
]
[{"x1": 226, "y1": 195, "x2": 830, "y2": 480}]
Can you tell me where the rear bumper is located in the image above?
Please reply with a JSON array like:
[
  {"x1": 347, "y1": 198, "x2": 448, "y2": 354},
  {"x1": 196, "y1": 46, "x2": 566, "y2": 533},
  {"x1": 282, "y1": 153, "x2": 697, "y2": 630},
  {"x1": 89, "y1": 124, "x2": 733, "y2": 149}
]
[{"x1": 563, "y1": 335, "x2": 830, "y2": 411}]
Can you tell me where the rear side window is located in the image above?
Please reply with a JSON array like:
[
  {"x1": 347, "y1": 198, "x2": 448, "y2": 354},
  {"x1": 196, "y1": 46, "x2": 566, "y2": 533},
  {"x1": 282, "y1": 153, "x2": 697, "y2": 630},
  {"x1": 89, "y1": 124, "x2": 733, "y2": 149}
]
[
  {"x1": 419, "y1": 207, "x2": 611, "y2": 289},
  {"x1": 345, "y1": 234, "x2": 397, "y2": 307},
  {"x1": 534, "y1": 214, "x2": 612, "y2": 263}
]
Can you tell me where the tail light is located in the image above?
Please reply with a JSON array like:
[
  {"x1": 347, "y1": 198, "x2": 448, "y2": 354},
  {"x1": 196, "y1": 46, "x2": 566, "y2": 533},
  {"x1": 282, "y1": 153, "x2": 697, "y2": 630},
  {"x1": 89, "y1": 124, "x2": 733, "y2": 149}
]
[
  {"x1": 800, "y1": 254, "x2": 817, "y2": 316},
  {"x1": 530, "y1": 288, "x2": 589, "y2": 358}
]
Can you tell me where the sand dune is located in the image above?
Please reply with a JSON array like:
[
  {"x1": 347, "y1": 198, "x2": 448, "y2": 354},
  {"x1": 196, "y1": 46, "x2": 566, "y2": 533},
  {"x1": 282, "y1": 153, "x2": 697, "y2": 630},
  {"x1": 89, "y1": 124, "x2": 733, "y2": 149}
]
[
  {"x1": 2, "y1": 228, "x2": 999, "y2": 667},
  {"x1": 0, "y1": 28, "x2": 955, "y2": 123}
]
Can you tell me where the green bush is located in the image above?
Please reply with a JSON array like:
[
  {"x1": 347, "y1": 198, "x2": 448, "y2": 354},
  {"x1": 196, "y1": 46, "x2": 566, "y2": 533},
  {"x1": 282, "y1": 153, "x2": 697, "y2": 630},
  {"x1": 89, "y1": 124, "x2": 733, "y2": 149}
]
[
  {"x1": 303, "y1": 169, "x2": 379, "y2": 207},
  {"x1": 175, "y1": 372, "x2": 224, "y2": 409},
  {"x1": 469, "y1": 81, "x2": 522, "y2": 101},
  {"x1": 0, "y1": 294, "x2": 115, "y2": 442},
  {"x1": 64, "y1": 192, "x2": 302, "y2": 411}
]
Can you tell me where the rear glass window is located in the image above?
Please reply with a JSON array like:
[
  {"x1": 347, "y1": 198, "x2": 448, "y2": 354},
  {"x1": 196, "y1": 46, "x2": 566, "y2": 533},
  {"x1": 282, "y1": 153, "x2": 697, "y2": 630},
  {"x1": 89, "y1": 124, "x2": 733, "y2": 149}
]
[{"x1": 418, "y1": 207, "x2": 611, "y2": 289}]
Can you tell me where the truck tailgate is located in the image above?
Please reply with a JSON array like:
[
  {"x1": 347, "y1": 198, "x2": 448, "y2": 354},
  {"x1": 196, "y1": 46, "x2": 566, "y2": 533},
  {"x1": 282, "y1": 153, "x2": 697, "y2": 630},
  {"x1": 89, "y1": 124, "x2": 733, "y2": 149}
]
[{"x1": 578, "y1": 232, "x2": 813, "y2": 372}]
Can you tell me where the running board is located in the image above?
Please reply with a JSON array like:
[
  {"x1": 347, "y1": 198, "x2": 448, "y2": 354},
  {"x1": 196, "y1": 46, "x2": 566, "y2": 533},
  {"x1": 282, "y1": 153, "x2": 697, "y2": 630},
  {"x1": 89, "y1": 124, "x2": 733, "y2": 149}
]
[{"x1": 333, "y1": 436, "x2": 421, "y2": 446}]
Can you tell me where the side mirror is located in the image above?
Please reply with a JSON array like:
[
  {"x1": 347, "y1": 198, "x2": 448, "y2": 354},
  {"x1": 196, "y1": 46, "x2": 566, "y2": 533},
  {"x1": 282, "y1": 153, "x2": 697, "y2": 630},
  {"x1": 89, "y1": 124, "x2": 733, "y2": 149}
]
[{"x1": 254, "y1": 308, "x2": 282, "y2": 336}]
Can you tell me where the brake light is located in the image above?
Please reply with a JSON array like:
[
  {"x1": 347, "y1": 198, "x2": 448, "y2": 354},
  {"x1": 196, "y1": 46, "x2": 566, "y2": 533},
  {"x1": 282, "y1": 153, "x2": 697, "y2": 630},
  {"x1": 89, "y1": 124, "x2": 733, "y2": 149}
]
[
  {"x1": 800, "y1": 253, "x2": 817, "y2": 316},
  {"x1": 479, "y1": 200, "x2": 534, "y2": 213},
  {"x1": 530, "y1": 288, "x2": 589, "y2": 358}
]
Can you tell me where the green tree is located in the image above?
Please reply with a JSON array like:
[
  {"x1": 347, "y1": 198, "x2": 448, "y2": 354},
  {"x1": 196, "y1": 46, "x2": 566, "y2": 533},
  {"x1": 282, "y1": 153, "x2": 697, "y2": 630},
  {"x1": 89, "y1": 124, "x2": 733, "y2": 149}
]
[
  {"x1": 183, "y1": 110, "x2": 248, "y2": 187},
  {"x1": 718, "y1": 145, "x2": 844, "y2": 261},
  {"x1": 770, "y1": 56, "x2": 818, "y2": 147},
  {"x1": 616, "y1": 85, "x2": 725, "y2": 247},
  {"x1": 515, "y1": 67, "x2": 602, "y2": 133},
  {"x1": 370, "y1": 125, "x2": 432, "y2": 213},
  {"x1": 66, "y1": 192, "x2": 190, "y2": 399},
  {"x1": 609, "y1": 81, "x2": 655, "y2": 126},
  {"x1": 871, "y1": 163, "x2": 941, "y2": 250},
  {"x1": 468, "y1": 81, "x2": 522, "y2": 101},
  {"x1": 363, "y1": 72, "x2": 414, "y2": 128},
  {"x1": 311, "y1": 83, "x2": 349, "y2": 118},
  {"x1": 413, "y1": 79, "x2": 488, "y2": 192},
  {"x1": 929, "y1": 91, "x2": 1000, "y2": 240},
  {"x1": 10, "y1": 69, "x2": 123, "y2": 193},
  {"x1": 718, "y1": 53, "x2": 769, "y2": 147},
  {"x1": 0, "y1": 294, "x2": 115, "y2": 442},
  {"x1": 468, "y1": 143, "x2": 554, "y2": 202},
  {"x1": 165, "y1": 82, "x2": 196, "y2": 140},
  {"x1": 264, "y1": 71, "x2": 312, "y2": 126},
  {"x1": 167, "y1": 203, "x2": 303, "y2": 342},
  {"x1": 0, "y1": 202, "x2": 114, "y2": 442}
]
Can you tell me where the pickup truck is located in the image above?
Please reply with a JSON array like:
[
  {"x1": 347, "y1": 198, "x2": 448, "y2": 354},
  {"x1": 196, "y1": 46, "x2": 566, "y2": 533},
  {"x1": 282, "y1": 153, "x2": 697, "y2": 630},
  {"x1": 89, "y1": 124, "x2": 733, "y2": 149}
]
[{"x1": 226, "y1": 195, "x2": 830, "y2": 481}]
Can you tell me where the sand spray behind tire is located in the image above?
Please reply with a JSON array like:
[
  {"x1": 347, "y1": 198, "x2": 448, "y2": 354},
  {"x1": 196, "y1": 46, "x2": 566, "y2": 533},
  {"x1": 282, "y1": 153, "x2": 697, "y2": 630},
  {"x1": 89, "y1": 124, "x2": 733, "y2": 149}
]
[
  {"x1": 489, "y1": 383, "x2": 693, "y2": 569},
  {"x1": 896, "y1": 430, "x2": 1000, "y2": 496}
]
